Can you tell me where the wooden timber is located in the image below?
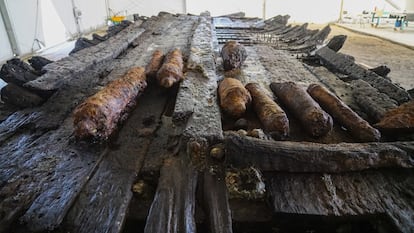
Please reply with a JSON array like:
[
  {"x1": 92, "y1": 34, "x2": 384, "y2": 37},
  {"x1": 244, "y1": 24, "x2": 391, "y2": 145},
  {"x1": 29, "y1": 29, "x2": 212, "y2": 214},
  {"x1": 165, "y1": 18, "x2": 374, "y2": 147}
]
[
  {"x1": 225, "y1": 132, "x2": 414, "y2": 173},
  {"x1": 0, "y1": 11, "x2": 413, "y2": 233}
]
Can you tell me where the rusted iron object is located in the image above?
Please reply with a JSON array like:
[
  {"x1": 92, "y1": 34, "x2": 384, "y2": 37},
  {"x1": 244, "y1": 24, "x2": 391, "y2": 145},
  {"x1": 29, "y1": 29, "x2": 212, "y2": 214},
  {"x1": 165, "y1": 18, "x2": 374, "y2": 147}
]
[
  {"x1": 270, "y1": 82, "x2": 332, "y2": 137},
  {"x1": 73, "y1": 67, "x2": 147, "y2": 140},
  {"x1": 375, "y1": 100, "x2": 414, "y2": 133},
  {"x1": 245, "y1": 83, "x2": 289, "y2": 139},
  {"x1": 156, "y1": 48, "x2": 184, "y2": 88},
  {"x1": 218, "y1": 77, "x2": 251, "y2": 118},
  {"x1": 145, "y1": 50, "x2": 165, "y2": 79},
  {"x1": 307, "y1": 84, "x2": 381, "y2": 142},
  {"x1": 221, "y1": 40, "x2": 247, "y2": 71}
]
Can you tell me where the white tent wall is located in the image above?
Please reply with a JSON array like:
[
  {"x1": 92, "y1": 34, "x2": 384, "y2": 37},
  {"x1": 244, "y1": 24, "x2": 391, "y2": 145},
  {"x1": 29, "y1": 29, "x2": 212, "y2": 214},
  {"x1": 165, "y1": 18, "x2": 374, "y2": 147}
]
[
  {"x1": 3, "y1": 0, "x2": 405, "y2": 65},
  {"x1": 73, "y1": 0, "x2": 107, "y2": 33},
  {"x1": 1, "y1": 0, "x2": 108, "y2": 61},
  {"x1": 107, "y1": 0, "x2": 185, "y2": 17},
  {"x1": 5, "y1": 0, "x2": 46, "y2": 57},
  {"x1": 51, "y1": 0, "x2": 79, "y2": 38},
  {"x1": 0, "y1": 12, "x2": 13, "y2": 63},
  {"x1": 266, "y1": 0, "x2": 341, "y2": 23},
  {"x1": 40, "y1": 0, "x2": 68, "y2": 48},
  {"x1": 187, "y1": 0, "x2": 262, "y2": 17}
]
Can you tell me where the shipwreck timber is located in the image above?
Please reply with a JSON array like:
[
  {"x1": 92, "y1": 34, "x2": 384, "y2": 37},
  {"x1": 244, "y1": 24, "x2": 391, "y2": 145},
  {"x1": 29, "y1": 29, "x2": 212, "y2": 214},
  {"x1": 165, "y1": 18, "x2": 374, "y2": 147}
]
[{"x1": 0, "y1": 11, "x2": 413, "y2": 233}]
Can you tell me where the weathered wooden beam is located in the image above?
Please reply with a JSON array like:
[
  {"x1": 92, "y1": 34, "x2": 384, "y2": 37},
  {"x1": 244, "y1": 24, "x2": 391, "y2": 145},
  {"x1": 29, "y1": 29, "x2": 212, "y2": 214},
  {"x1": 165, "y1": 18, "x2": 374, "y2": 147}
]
[
  {"x1": 326, "y1": 35, "x2": 347, "y2": 52},
  {"x1": 351, "y1": 79, "x2": 398, "y2": 122},
  {"x1": 61, "y1": 85, "x2": 169, "y2": 233},
  {"x1": 280, "y1": 23, "x2": 308, "y2": 41},
  {"x1": 316, "y1": 46, "x2": 411, "y2": 104},
  {"x1": 202, "y1": 158, "x2": 233, "y2": 233},
  {"x1": 173, "y1": 16, "x2": 223, "y2": 141},
  {"x1": 0, "y1": 35, "x2": 161, "y2": 232},
  {"x1": 369, "y1": 65, "x2": 391, "y2": 77},
  {"x1": 28, "y1": 56, "x2": 53, "y2": 73},
  {"x1": 0, "y1": 128, "x2": 104, "y2": 233},
  {"x1": 60, "y1": 14, "x2": 200, "y2": 233},
  {"x1": 255, "y1": 46, "x2": 320, "y2": 85},
  {"x1": 0, "y1": 61, "x2": 39, "y2": 86},
  {"x1": 225, "y1": 132, "x2": 414, "y2": 173},
  {"x1": 1, "y1": 83, "x2": 44, "y2": 108},
  {"x1": 302, "y1": 25, "x2": 331, "y2": 47},
  {"x1": 267, "y1": 169, "x2": 414, "y2": 232},
  {"x1": 0, "y1": 13, "x2": 200, "y2": 233},
  {"x1": 289, "y1": 29, "x2": 318, "y2": 45},
  {"x1": 264, "y1": 15, "x2": 290, "y2": 27},
  {"x1": 144, "y1": 156, "x2": 198, "y2": 233},
  {"x1": 24, "y1": 22, "x2": 145, "y2": 92}
]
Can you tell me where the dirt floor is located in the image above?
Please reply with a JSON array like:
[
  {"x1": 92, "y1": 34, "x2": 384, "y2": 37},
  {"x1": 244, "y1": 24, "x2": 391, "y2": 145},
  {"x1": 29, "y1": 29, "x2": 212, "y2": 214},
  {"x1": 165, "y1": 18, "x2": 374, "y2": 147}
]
[{"x1": 313, "y1": 24, "x2": 414, "y2": 91}]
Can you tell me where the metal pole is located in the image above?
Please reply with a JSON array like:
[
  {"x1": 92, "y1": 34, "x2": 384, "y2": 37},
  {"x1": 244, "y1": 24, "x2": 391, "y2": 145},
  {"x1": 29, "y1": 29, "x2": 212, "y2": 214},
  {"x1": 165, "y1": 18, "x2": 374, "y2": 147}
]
[
  {"x1": 338, "y1": 0, "x2": 344, "y2": 22},
  {"x1": 263, "y1": 0, "x2": 266, "y2": 20},
  {"x1": 105, "y1": 0, "x2": 110, "y2": 19},
  {"x1": 71, "y1": 0, "x2": 81, "y2": 37},
  {"x1": 183, "y1": 0, "x2": 187, "y2": 14},
  {"x1": 0, "y1": 0, "x2": 20, "y2": 56}
]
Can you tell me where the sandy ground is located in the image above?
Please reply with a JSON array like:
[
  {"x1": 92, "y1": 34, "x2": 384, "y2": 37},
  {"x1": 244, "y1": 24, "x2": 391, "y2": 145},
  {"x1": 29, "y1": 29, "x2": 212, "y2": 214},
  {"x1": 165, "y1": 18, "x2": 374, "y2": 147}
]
[{"x1": 312, "y1": 24, "x2": 414, "y2": 91}]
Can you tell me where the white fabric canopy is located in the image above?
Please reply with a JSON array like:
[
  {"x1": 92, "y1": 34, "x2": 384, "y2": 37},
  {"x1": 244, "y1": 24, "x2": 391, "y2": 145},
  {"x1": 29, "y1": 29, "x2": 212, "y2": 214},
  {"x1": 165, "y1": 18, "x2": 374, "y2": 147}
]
[{"x1": 2, "y1": 0, "x2": 406, "y2": 63}]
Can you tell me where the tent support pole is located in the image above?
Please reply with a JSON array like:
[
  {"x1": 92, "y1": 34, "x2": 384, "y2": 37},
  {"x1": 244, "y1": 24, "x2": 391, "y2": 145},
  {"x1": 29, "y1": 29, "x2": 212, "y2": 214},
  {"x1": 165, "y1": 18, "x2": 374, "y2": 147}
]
[{"x1": 0, "y1": 0, "x2": 20, "y2": 56}]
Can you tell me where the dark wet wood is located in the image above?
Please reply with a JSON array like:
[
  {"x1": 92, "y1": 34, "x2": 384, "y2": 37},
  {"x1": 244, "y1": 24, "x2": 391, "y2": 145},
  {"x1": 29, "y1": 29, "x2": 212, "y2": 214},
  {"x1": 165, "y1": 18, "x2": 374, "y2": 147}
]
[
  {"x1": 60, "y1": 14, "x2": 201, "y2": 233},
  {"x1": 326, "y1": 35, "x2": 347, "y2": 52},
  {"x1": 0, "y1": 13, "x2": 199, "y2": 233},
  {"x1": 0, "y1": 61, "x2": 118, "y2": 233},
  {"x1": 61, "y1": 85, "x2": 170, "y2": 233},
  {"x1": 202, "y1": 158, "x2": 233, "y2": 233},
  {"x1": 369, "y1": 65, "x2": 391, "y2": 77},
  {"x1": 0, "y1": 62, "x2": 39, "y2": 86},
  {"x1": 0, "y1": 127, "x2": 104, "y2": 233},
  {"x1": 144, "y1": 155, "x2": 198, "y2": 233},
  {"x1": 350, "y1": 79, "x2": 398, "y2": 122},
  {"x1": 267, "y1": 169, "x2": 414, "y2": 233},
  {"x1": 225, "y1": 132, "x2": 414, "y2": 173},
  {"x1": 28, "y1": 56, "x2": 53, "y2": 73},
  {"x1": 1, "y1": 83, "x2": 45, "y2": 108},
  {"x1": 25, "y1": 22, "x2": 145, "y2": 92},
  {"x1": 174, "y1": 16, "x2": 223, "y2": 142},
  {"x1": 316, "y1": 46, "x2": 411, "y2": 104}
]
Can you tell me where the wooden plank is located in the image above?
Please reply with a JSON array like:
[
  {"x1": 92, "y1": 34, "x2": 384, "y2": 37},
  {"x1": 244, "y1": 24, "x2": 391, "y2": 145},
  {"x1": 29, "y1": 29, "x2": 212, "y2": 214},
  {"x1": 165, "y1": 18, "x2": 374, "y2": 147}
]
[
  {"x1": 225, "y1": 132, "x2": 414, "y2": 173},
  {"x1": 144, "y1": 155, "x2": 198, "y2": 233},
  {"x1": 60, "y1": 14, "x2": 200, "y2": 233},
  {"x1": 279, "y1": 23, "x2": 308, "y2": 41},
  {"x1": 174, "y1": 16, "x2": 223, "y2": 141},
  {"x1": 0, "y1": 58, "x2": 118, "y2": 232},
  {"x1": 267, "y1": 169, "x2": 414, "y2": 232},
  {"x1": 255, "y1": 45, "x2": 320, "y2": 85},
  {"x1": 24, "y1": 22, "x2": 145, "y2": 92},
  {"x1": 316, "y1": 46, "x2": 411, "y2": 104},
  {"x1": 351, "y1": 79, "x2": 398, "y2": 122},
  {"x1": 0, "y1": 124, "x2": 104, "y2": 233},
  {"x1": 0, "y1": 13, "x2": 199, "y2": 233},
  {"x1": 202, "y1": 158, "x2": 233, "y2": 233},
  {"x1": 61, "y1": 85, "x2": 168, "y2": 233}
]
